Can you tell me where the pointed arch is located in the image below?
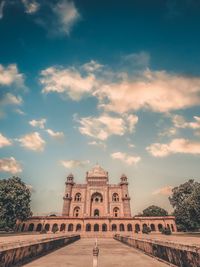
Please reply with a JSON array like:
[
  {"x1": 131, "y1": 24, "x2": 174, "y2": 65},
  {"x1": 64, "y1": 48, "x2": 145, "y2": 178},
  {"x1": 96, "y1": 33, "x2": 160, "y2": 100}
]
[
  {"x1": 135, "y1": 224, "x2": 140, "y2": 232},
  {"x1": 45, "y1": 224, "x2": 50, "y2": 231},
  {"x1": 112, "y1": 193, "x2": 119, "y2": 202},
  {"x1": 112, "y1": 224, "x2": 117, "y2": 231},
  {"x1": 119, "y1": 224, "x2": 125, "y2": 231},
  {"x1": 73, "y1": 206, "x2": 80, "y2": 217},
  {"x1": 36, "y1": 223, "x2": 42, "y2": 232},
  {"x1": 127, "y1": 224, "x2": 132, "y2": 231},
  {"x1": 28, "y1": 223, "x2": 34, "y2": 232},
  {"x1": 74, "y1": 193, "x2": 81, "y2": 202},
  {"x1": 102, "y1": 224, "x2": 107, "y2": 232},
  {"x1": 150, "y1": 224, "x2": 155, "y2": 231},
  {"x1": 68, "y1": 223, "x2": 73, "y2": 232},
  {"x1": 86, "y1": 223, "x2": 91, "y2": 231},
  {"x1": 94, "y1": 224, "x2": 99, "y2": 232},
  {"x1": 113, "y1": 207, "x2": 120, "y2": 217},
  {"x1": 60, "y1": 223, "x2": 66, "y2": 231},
  {"x1": 76, "y1": 224, "x2": 81, "y2": 231},
  {"x1": 94, "y1": 209, "x2": 100, "y2": 217}
]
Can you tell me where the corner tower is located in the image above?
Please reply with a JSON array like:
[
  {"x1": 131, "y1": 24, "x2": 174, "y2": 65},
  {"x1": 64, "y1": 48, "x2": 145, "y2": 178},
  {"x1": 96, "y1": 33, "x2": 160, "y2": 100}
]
[
  {"x1": 62, "y1": 173, "x2": 74, "y2": 216},
  {"x1": 120, "y1": 174, "x2": 131, "y2": 217}
]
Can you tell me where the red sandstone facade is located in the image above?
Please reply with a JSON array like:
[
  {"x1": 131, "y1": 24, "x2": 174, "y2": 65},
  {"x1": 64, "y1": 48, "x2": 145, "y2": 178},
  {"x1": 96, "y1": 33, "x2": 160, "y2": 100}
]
[{"x1": 18, "y1": 165, "x2": 177, "y2": 236}]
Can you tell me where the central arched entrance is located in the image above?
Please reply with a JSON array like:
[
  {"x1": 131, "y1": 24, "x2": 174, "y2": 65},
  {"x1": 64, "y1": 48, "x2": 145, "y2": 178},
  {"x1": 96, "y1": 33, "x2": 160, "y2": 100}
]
[
  {"x1": 94, "y1": 209, "x2": 100, "y2": 217},
  {"x1": 90, "y1": 192, "x2": 103, "y2": 217}
]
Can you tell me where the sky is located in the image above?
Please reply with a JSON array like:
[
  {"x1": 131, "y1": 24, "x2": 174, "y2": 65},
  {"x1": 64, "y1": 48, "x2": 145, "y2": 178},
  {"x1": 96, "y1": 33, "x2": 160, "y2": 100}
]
[{"x1": 0, "y1": 0, "x2": 200, "y2": 216}]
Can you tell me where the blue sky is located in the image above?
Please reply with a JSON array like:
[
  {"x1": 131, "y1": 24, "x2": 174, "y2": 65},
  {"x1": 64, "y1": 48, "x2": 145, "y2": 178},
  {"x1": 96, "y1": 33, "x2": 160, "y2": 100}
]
[{"x1": 0, "y1": 0, "x2": 200, "y2": 215}]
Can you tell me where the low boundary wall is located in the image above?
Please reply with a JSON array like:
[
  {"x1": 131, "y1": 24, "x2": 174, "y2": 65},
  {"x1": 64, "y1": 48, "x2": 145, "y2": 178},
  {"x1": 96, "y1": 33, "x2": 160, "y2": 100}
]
[
  {"x1": 114, "y1": 234, "x2": 200, "y2": 267},
  {"x1": 0, "y1": 234, "x2": 80, "y2": 267}
]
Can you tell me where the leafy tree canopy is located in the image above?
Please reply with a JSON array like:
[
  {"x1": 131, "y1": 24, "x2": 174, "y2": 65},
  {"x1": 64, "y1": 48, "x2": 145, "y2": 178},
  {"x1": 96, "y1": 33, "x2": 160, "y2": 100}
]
[
  {"x1": 169, "y1": 179, "x2": 200, "y2": 231},
  {"x1": 142, "y1": 205, "x2": 168, "y2": 217},
  {"x1": 0, "y1": 177, "x2": 32, "y2": 230}
]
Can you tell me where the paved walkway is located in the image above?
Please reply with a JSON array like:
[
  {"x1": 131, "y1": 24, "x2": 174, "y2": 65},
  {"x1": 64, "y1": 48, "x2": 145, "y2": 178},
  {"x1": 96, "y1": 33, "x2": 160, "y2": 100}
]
[{"x1": 24, "y1": 238, "x2": 168, "y2": 267}]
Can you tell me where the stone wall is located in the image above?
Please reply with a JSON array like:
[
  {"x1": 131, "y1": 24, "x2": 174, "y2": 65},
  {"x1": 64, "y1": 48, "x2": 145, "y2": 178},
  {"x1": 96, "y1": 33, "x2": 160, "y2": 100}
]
[
  {"x1": 0, "y1": 234, "x2": 80, "y2": 267},
  {"x1": 114, "y1": 234, "x2": 200, "y2": 267}
]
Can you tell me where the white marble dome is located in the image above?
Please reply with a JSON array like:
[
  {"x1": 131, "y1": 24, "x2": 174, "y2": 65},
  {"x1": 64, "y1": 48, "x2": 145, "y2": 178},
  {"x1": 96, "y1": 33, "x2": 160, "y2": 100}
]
[{"x1": 87, "y1": 164, "x2": 108, "y2": 178}]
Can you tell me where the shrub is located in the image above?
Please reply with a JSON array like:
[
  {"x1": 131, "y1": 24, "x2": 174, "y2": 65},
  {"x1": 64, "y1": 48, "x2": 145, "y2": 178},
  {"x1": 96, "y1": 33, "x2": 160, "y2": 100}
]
[
  {"x1": 142, "y1": 226, "x2": 151, "y2": 234},
  {"x1": 4, "y1": 226, "x2": 11, "y2": 232},
  {"x1": 162, "y1": 227, "x2": 172, "y2": 235}
]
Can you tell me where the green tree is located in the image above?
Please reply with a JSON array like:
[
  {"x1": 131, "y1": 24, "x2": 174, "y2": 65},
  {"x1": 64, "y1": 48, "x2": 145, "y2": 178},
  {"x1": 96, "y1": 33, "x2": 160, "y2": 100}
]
[
  {"x1": 0, "y1": 177, "x2": 32, "y2": 230},
  {"x1": 169, "y1": 179, "x2": 200, "y2": 231},
  {"x1": 142, "y1": 205, "x2": 168, "y2": 217}
]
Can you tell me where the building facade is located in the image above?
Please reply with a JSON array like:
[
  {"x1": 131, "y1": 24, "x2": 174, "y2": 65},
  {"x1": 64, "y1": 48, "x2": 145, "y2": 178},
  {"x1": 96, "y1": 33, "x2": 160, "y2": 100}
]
[
  {"x1": 17, "y1": 165, "x2": 177, "y2": 236},
  {"x1": 62, "y1": 165, "x2": 131, "y2": 219}
]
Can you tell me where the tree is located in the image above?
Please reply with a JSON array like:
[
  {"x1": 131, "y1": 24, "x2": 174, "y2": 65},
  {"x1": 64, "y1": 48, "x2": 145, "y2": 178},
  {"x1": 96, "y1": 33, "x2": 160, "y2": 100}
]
[
  {"x1": 142, "y1": 205, "x2": 168, "y2": 217},
  {"x1": 169, "y1": 179, "x2": 200, "y2": 231},
  {"x1": 0, "y1": 177, "x2": 32, "y2": 230}
]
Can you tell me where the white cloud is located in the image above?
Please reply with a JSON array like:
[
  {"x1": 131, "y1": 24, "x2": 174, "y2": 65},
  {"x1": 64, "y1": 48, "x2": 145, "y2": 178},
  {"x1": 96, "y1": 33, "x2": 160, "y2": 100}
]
[
  {"x1": 36, "y1": 0, "x2": 80, "y2": 37},
  {"x1": 159, "y1": 127, "x2": 177, "y2": 137},
  {"x1": 0, "y1": 93, "x2": 23, "y2": 106},
  {"x1": 0, "y1": 157, "x2": 22, "y2": 174},
  {"x1": 18, "y1": 132, "x2": 45, "y2": 151},
  {"x1": 0, "y1": 64, "x2": 25, "y2": 87},
  {"x1": 52, "y1": 0, "x2": 80, "y2": 36},
  {"x1": 172, "y1": 115, "x2": 200, "y2": 129},
  {"x1": 21, "y1": 0, "x2": 40, "y2": 14},
  {"x1": 76, "y1": 114, "x2": 138, "y2": 140},
  {"x1": 147, "y1": 138, "x2": 200, "y2": 157},
  {"x1": 128, "y1": 143, "x2": 135, "y2": 148},
  {"x1": 88, "y1": 140, "x2": 106, "y2": 149},
  {"x1": 111, "y1": 152, "x2": 141, "y2": 165},
  {"x1": 152, "y1": 186, "x2": 173, "y2": 196},
  {"x1": 126, "y1": 114, "x2": 138, "y2": 132},
  {"x1": 40, "y1": 66, "x2": 96, "y2": 100},
  {"x1": 0, "y1": 64, "x2": 25, "y2": 116},
  {"x1": 0, "y1": 1, "x2": 5, "y2": 19},
  {"x1": 29, "y1": 118, "x2": 46, "y2": 129},
  {"x1": 82, "y1": 60, "x2": 103, "y2": 73},
  {"x1": 0, "y1": 133, "x2": 12, "y2": 148},
  {"x1": 95, "y1": 69, "x2": 200, "y2": 113},
  {"x1": 60, "y1": 160, "x2": 90, "y2": 169},
  {"x1": 46, "y1": 129, "x2": 64, "y2": 139},
  {"x1": 15, "y1": 108, "x2": 25, "y2": 115},
  {"x1": 40, "y1": 59, "x2": 200, "y2": 115}
]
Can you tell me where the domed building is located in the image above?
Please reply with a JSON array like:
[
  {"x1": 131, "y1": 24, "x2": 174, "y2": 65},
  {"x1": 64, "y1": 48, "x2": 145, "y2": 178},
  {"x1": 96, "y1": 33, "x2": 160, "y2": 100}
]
[{"x1": 17, "y1": 165, "x2": 177, "y2": 236}]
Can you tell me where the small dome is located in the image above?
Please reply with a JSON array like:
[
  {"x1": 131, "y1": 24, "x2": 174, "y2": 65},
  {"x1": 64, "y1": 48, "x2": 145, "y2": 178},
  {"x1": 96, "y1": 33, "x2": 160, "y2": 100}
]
[{"x1": 87, "y1": 164, "x2": 108, "y2": 178}]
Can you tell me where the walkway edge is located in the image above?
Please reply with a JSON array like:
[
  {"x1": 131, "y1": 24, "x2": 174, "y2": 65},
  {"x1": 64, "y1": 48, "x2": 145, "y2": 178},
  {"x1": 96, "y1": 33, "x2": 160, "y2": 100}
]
[
  {"x1": 114, "y1": 234, "x2": 200, "y2": 267},
  {"x1": 0, "y1": 234, "x2": 80, "y2": 267}
]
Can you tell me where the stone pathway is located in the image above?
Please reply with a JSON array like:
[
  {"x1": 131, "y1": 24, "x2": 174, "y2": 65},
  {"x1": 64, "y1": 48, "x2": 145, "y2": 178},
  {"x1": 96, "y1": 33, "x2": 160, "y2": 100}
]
[{"x1": 23, "y1": 238, "x2": 168, "y2": 267}]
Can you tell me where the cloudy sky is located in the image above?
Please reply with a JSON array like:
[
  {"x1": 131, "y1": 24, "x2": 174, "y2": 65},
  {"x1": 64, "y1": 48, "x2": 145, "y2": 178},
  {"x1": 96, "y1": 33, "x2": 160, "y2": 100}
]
[{"x1": 0, "y1": 0, "x2": 200, "y2": 215}]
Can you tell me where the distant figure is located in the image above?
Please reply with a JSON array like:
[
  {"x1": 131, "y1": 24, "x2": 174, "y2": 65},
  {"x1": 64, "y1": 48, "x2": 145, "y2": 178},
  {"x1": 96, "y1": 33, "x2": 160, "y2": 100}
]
[{"x1": 93, "y1": 238, "x2": 99, "y2": 267}]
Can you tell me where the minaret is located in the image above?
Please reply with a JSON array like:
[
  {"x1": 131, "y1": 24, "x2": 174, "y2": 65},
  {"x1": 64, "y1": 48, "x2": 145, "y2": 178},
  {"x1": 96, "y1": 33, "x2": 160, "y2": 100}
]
[
  {"x1": 120, "y1": 174, "x2": 131, "y2": 217},
  {"x1": 62, "y1": 173, "x2": 74, "y2": 216}
]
